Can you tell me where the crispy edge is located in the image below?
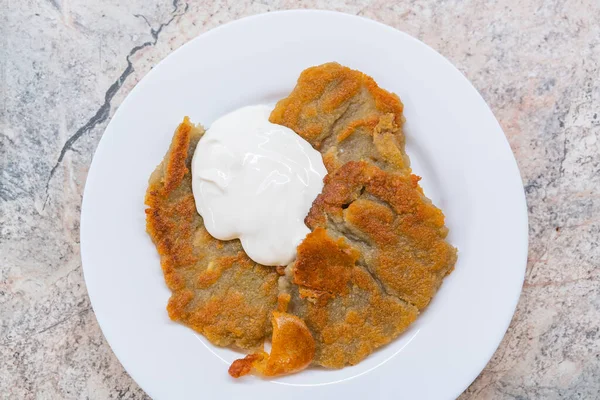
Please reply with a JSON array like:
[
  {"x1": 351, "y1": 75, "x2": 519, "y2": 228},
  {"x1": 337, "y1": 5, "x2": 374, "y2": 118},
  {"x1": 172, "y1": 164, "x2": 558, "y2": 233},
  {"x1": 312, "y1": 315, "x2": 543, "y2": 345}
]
[
  {"x1": 269, "y1": 62, "x2": 405, "y2": 147},
  {"x1": 306, "y1": 161, "x2": 457, "y2": 309},
  {"x1": 146, "y1": 118, "x2": 281, "y2": 351},
  {"x1": 229, "y1": 312, "x2": 315, "y2": 378},
  {"x1": 163, "y1": 116, "x2": 193, "y2": 195},
  {"x1": 145, "y1": 117, "x2": 200, "y2": 293}
]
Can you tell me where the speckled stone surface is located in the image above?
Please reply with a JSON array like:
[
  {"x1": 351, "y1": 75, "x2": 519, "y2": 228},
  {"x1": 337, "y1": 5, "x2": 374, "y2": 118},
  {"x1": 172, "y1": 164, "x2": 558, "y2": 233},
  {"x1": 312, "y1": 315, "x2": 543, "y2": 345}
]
[{"x1": 1, "y1": 0, "x2": 599, "y2": 399}]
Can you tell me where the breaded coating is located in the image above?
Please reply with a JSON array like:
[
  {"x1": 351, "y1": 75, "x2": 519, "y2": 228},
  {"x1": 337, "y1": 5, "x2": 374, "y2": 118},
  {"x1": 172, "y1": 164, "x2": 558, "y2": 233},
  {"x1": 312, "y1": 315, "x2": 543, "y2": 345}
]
[
  {"x1": 228, "y1": 312, "x2": 315, "y2": 377},
  {"x1": 306, "y1": 161, "x2": 457, "y2": 310},
  {"x1": 145, "y1": 117, "x2": 279, "y2": 350},
  {"x1": 147, "y1": 63, "x2": 457, "y2": 376},
  {"x1": 283, "y1": 228, "x2": 419, "y2": 368},
  {"x1": 270, "y1": 62, "x2": 410, "y2": 174},
  {"x1": 271, "y1": 63, "x2": 457, "y2": 368}
]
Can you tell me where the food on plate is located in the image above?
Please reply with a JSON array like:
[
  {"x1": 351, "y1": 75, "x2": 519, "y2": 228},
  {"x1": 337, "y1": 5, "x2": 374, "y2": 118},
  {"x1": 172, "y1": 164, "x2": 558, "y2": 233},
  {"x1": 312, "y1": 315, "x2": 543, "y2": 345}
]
[
  {"x1": 228, "y1": 312, "x2": 315, "y2": 378},
  {"x1": 145, "y1": 62, "x2": 457, "y2": 377},
  {"x1": 269, "y1": 62, "x2": 409, "y2": 175},
  {"x1": 145, "y1": 118, "x2": 279, "y2": 350},
  {"x1": 190, "y1": 105, "x2": 327, "y2": 267},
  {"x1": 279, "y1": 161, "x2": 455, "y2": 367}
]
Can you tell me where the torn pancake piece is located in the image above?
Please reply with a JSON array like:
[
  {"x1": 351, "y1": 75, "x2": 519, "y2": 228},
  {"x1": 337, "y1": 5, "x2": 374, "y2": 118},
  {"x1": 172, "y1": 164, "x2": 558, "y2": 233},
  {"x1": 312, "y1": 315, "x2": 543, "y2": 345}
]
[{"x1": 229, "y1": 311, "x2": 316, "y2": 377}]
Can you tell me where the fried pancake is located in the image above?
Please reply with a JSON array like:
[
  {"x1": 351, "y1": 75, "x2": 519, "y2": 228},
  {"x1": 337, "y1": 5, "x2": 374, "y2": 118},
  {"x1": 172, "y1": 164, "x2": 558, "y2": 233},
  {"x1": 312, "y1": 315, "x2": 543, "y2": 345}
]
[
  {"x1": 269, "y1": 62, "x2": 410, "y2": 174},
  {"x1": 281, "y1": 227, "x2": 419, "y2": 368},
  {"x1": 145, "y1": 117, "x2": 280, "y2": 350},
  {"x1": 270, "y1": 63, "x2": 457, "y2": 368},
  {"x1": 306, "y1": 161, "x2": 457, "y2": 310},
  {"x1": 146, "y1": 63, "x2": 457, "y2": 376}
]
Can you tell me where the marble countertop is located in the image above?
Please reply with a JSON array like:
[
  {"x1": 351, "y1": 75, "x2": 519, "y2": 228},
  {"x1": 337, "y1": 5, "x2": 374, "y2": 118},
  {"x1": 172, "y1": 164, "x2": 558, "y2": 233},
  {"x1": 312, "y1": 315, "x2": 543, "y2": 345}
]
[{"x1": 2, "y1": 0, "x2": 599, "y2": 398}]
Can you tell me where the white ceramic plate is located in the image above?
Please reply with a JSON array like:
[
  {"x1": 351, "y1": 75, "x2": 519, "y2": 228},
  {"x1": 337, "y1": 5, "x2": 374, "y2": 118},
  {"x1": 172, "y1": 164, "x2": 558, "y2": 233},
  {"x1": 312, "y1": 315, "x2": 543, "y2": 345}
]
[{"x1": 81, "y1": 10, "x2": 528, "y2": 400}]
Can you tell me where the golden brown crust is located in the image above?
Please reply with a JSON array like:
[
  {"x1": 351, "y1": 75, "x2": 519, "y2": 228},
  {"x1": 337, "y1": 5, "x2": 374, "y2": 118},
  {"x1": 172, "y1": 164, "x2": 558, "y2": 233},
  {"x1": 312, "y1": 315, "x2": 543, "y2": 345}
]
[
  {"x1": 270, "y1": 63, "x2": 456, "y2": 368},
  {"x1": 276, "y1": 293, "x2": 291, "y2": 312},
  {"x1": 145, "y1": 118, "x2": 279, "y2": 350},
  {"x1": 262, "y1": 312, "x2": 316, "y2": 376},
  {"x1": 229, "y1": 312, "x2": 316, "y2": 377},
  {"x1": 163, "y1": 117, "x2": 192, "y2": 194},
  {"x1": 288, "y1": 229, "x2": 419, "y2": 368},
  {"x1": 270, "y1": 62, "x2": 408, "y2": 174},
  {"x1": 292, "y1": 227, "x2": 358, "y2": 296},
  {"x1": 228, "y1": 353, "x2": 264, "y2": 378},
  {"x1": 147, "y1": 63, "x2": 456, "y2": 376},
  {"x1": 306, "y1": 161, "x2": 457, "y2": 310}
]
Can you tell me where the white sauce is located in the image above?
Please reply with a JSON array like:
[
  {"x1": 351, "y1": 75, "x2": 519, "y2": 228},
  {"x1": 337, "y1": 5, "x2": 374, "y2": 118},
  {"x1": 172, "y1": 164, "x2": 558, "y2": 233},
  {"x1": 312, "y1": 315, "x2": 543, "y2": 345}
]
[{"x1": 191, "y1": 105, "x2": 327, "y2": 266}]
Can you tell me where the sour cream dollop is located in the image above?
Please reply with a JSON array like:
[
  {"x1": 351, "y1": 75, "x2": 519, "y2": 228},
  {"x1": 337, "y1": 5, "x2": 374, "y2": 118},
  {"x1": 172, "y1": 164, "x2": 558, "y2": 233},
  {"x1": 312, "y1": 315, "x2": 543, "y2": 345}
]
[{"x1": 191, "y1": 105, "x2": 327, "y2": 266}]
